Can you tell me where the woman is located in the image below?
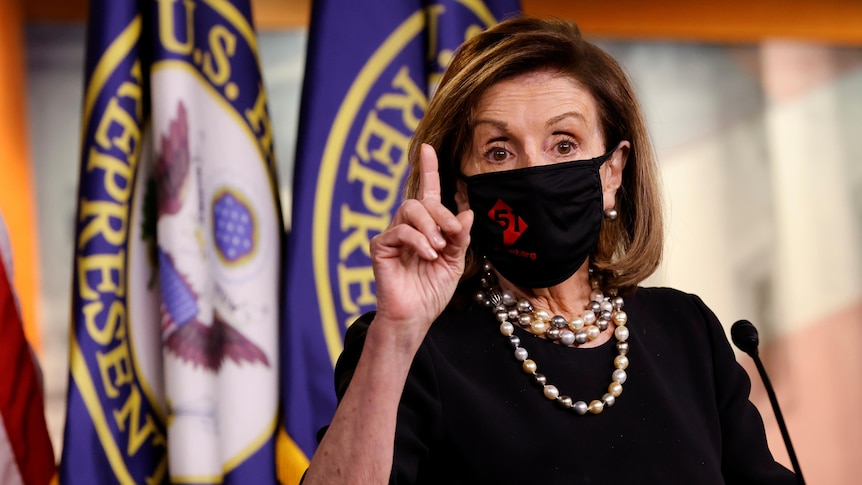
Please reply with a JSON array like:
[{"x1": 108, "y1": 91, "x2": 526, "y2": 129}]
[{"x1": 302, "y1": 17, "x2": 796, "y2": 484}]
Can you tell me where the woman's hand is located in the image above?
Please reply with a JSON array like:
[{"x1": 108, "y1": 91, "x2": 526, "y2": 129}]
[{"x1": 369, "y1": 143, "x2": 474, "y2": 347}]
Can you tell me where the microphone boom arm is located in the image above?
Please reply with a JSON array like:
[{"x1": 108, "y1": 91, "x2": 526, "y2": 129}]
[{"x1": 731, "y1": 320, "x2": 805, "y2": 485}]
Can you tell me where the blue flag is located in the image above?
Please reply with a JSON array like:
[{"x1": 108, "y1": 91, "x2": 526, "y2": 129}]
[
  {"x1": 61, "y1": 0, "x2": 282, "y2": 483},
  {"x1": 280, "y1": 0, "x2": 520, "y2": 481}
]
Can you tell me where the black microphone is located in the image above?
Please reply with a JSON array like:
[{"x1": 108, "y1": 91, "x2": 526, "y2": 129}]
[{"x1": 731, "y1": 320, "x2": 805, "y2": 485}]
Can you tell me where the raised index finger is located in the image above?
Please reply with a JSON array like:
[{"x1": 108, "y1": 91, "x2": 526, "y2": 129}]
[{"x1": 418, "y1": 143, "x2": 442, "y2": 203}]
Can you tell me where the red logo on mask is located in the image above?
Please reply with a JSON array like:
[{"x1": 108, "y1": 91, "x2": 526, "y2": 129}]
[{"x1": 489, "y1": 199, "x2": 527, "y2": 246}]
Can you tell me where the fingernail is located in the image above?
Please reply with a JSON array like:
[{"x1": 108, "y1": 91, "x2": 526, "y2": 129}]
[
  {"x1": 427, "y1": 247, "x2": 439, "y2": 259},
  {"x1": 432, "y1": 234, "x2": 444, "y2": 247}
]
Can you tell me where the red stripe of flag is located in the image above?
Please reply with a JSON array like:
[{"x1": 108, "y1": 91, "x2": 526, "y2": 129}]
[{"x1": 0, "y1": 257, "x2": 55, "y2": 484}]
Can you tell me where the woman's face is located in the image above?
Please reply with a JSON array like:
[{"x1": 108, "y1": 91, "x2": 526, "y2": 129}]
[{"x1": 456, "y1": 70, "x2": 627, "y2": 212}]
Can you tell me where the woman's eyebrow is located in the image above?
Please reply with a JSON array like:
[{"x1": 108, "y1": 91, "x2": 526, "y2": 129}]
[{"x1": 546, "y1": 110, "x2": 587, "y2": 128}]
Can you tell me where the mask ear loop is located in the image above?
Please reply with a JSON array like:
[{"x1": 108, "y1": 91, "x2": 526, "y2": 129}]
[{"x1": 594, "y1": 141, "x2": 623, "y2": 168}]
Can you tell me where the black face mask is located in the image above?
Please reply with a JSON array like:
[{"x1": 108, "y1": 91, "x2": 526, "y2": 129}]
[{"x1": 461, "y1": 147, "x2": 616, "y2": 288}]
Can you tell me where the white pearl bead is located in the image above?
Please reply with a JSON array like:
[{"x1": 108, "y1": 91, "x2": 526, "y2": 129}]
[
  {"x1": 614, "y1": 325, "x2": 629, "y2": 342},
  {"x1": 601, "y1": 300, "x2": 613, "y2": 313},
  {"x1": 499, "y1": 322, "x2": 514, "y2": 336},
  {"x1": 543, "y1": 385, "x2": 559, "y2": 400},
  {"x1": 530, "y1": 320, "x2": 548, "y2": 335},
  {"x1": 614, "y1": 354, "x2": 629, "y2": 370},
  {"x1": 514, "y1": 347, "x2": 528, "y2": 361},
  {"x1": 591, "y1": 289, "x2": 604, "y2": 302},
  {"x1": 535, "y1": 309, "x2": 550, "y2": 321},
  {"x1": 582, "y1": 311, "x2": 597, "y2": 325},
  {"x1": 612, "y1": 368, "x2": 627, "y2": 384},
  {"x1": 569, "y1": 317, "x2": 584, "y2": 330},
  {"x1": 587, "y1": 325, "x2": 601, "y2": 340}
]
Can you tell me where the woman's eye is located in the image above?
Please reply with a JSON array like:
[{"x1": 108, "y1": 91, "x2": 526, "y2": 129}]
[
  {"x1": 489, "y1": 148, "x2": 508, "y2": 161},
  {"x1": 557, "y1": 140, "x2": 574, "y2": 155}
]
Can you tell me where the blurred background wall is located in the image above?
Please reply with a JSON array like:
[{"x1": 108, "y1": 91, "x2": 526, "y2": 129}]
[{"x1": 10, "y1": 0, "x2": 862, "y2": 483}]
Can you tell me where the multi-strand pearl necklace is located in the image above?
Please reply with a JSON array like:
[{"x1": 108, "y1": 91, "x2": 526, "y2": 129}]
[{"x1": 474, "y1": 261, "x2": 631, "y2": 415}]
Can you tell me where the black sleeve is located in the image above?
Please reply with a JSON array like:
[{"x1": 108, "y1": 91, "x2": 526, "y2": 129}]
[
  {"x1": 333, "y1": 311, "x2": 376, "y2": 400},
  {"x1": 692, "y1": 295, "x2": 798, "y2": 484}
]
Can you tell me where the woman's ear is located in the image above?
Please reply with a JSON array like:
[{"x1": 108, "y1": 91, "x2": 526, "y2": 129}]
[
  {"x1": 455, "y1": 179, "x2": 470, "y2": 213},
  {"x1": 603, "y1": 141, "x2": 630, "y2": 210}
]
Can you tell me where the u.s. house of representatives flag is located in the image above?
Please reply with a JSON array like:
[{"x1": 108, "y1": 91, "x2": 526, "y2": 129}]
[
  {"x1": 280, "y1": 0, "x2": 520, "y2": 480},
  {"x1": 61, "y1": 0, "x2": 282, "y2": 483}
]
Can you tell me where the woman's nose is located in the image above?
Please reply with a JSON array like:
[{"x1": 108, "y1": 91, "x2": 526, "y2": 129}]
[{"x1": 521, "y1": 145, "x2": 547, "y2": 168}]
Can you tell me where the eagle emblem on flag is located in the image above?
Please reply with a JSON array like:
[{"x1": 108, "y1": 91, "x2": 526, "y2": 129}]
[{"x1": 155, "y1": 101, "x2": 269, "y2": 372}]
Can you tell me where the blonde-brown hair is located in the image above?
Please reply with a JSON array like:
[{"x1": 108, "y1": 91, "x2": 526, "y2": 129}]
[{"x1": 404, "y1": 16, "x2": 663, "y2": 294}]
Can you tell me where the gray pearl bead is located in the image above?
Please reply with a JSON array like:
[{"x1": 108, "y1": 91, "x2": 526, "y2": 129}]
[
  {"x1": 551, "y1": 315, "x2": 567, "y2": 328},
  {"x1": 518, "y1": 314, "x2": 532, "y2": 327},
  {"x1": 508, "y1": 308, "x2": 519, "y2": 320},
  {"x1": 509, "y1": 335, "x2": 521, "y2": 348},
  {"x1": 547, "y1": 328, "x2": 561, "y2": 340},
  {"x1": 596, "y1": 320, "x2": 608, "y2": 331},
  {"x1": 590, "y1": 301, "x2": 601, "y2": 313},
  {"x1": 574, "y1": 331, "x2": 588, "y2": 345},
  {"x1": 534, "y1": 373, "x2": 547, "y2": 386},
  {"x1": 602, "y1": 393, "x2": 616, "y2": 407},
  {"x1": 613, "y1": 296, "x2": 624, "y2": 310},
  {"x1": 514, "y1": 347, "x2": 528, "y2": 361},
  {"x1": 558, "y1": 396, "x2": 573, "y2": 408},
  {"x1": 616, "y1": 341, "x2": 629, "y2": 355},
  {"x1": 517, "y1": 299, "x2": 532, "y2": 313},
  {"x1": 496, "y1": 311, "x2": 509, "y2": 323},
  {"x1": 502, "y1": 290, "x2": 517, "y2": 306},
  {"x1": 573, "y1": 401, "x2": 588, "y2": 415},
  {"x1": 600, "y1": 310, "x2": 612, "y2": 322},
  {"x1": 559, "y1": 330, "x2": 575, "y2": 346}
]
